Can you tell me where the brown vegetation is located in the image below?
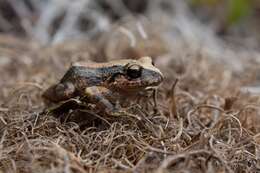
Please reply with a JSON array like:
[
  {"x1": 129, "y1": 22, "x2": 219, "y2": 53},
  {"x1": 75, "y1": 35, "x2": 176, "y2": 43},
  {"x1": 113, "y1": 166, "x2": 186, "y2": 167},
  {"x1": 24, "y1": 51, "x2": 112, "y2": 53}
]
[{"x1": 1, "y1": 1, "x2": 260, "y2": 173}]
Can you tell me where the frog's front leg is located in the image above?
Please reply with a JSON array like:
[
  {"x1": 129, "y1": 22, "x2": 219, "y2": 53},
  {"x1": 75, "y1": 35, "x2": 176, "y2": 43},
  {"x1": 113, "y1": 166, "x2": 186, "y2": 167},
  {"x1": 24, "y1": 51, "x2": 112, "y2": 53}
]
[{"x1": 85, "y1": 86, "x2": 128, "y2": 116}]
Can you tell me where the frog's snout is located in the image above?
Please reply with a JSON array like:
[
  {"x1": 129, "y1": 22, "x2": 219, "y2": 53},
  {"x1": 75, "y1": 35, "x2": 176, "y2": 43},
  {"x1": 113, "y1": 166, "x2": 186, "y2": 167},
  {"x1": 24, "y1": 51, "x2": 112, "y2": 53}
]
[
  {"x1": 158, "y1": 74, "x2": 164, "y2": 83},
  {"x1": 155, "y1": 75, "x2": 163, "y2": 85},
  {"x1": 149, "y1": 71, "x2": 164, "y2": 86},
  {"x1": 155, "y1": 69, "x2": 164, "y2": 81}
]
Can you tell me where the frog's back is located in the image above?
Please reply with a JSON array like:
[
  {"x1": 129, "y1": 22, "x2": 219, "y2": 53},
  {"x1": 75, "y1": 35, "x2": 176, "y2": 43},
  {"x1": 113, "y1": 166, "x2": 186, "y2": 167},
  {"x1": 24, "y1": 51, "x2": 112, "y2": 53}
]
[
  {"x1": 60, "y1": 62, "x2": 124, "y2": 90},
  {"x1": 60, "y1": 65, "x2": 103, "y2": 90}
]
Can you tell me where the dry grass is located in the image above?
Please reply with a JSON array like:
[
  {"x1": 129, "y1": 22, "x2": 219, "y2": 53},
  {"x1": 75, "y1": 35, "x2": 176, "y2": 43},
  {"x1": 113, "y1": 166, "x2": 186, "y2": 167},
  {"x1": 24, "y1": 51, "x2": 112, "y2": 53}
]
[
  {"x1": 1, "y1": 21, "x2": 260, "y2": 173},
  {"x1": 1, "y1": 1, "x2": 260, "y2": 172}
]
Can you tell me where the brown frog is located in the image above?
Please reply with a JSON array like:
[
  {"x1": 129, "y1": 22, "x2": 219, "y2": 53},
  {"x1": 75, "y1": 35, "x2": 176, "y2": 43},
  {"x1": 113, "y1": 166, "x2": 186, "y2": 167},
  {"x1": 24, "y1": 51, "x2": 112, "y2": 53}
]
[{"x1": 42, "y1": 57, "x2": 163, "y2": 115}]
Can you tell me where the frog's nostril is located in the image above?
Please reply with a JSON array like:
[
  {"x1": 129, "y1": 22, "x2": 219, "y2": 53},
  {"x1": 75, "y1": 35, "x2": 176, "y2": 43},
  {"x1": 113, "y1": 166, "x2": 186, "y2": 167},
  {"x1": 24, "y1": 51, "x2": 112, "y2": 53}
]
[
  {"x1": 154, "y1": 76, "x2": 163, "y2": 85},
  {"x1": 158, "y1": 75, "x2": 163, "y2": 83}
]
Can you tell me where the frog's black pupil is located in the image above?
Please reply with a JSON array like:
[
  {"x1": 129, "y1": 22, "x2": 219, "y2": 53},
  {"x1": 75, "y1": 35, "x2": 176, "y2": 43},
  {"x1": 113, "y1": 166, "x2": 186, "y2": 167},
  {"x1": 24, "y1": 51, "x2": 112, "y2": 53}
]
[{"x1": 127, "y1": 67, "x2": 142, "y2": 79}]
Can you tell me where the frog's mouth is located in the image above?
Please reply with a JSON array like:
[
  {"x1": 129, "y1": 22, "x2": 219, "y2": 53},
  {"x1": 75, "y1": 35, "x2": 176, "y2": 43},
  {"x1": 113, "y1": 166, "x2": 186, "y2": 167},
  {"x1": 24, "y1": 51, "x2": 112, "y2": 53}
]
[{"x1": 124, "y1": 80, "x2": 161, "y2": 91}]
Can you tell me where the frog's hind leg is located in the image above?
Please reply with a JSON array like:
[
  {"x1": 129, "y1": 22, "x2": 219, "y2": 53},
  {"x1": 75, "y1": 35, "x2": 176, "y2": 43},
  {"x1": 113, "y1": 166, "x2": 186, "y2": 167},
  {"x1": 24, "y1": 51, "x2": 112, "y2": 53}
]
[{"x1": 42, "y1": 82, "x2": 75, "y2": 102}]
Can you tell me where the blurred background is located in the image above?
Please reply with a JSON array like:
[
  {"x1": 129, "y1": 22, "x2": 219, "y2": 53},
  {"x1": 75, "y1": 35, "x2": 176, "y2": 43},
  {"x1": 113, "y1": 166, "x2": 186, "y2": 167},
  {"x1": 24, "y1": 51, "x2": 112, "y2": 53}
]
[
  {"x1": 0, "y1": 0, "x2": 259, "y2": 71},
  {"x1": 0, "y1": 0, "x2": 258, "y2": 42}
]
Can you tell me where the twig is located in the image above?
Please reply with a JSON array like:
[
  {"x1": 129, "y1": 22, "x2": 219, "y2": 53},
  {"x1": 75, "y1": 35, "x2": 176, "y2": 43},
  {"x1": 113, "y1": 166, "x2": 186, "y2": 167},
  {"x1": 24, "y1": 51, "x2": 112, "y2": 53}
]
[{"x1": 170, "y1": 79, "x2": 179, "y2": 118}]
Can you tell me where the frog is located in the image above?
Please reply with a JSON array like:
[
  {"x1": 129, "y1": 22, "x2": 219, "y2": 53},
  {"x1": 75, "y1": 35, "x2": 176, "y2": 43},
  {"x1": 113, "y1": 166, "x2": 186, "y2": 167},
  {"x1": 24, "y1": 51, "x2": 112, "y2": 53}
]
[{"x1": 42, "y1": 56, "x2": 163, "y2": 115}]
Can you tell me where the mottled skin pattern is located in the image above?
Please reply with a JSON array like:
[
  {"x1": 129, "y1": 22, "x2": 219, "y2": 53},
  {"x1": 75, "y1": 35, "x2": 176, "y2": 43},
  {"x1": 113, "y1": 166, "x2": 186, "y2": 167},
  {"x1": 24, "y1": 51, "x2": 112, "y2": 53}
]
[{"x1": 43, "y1": 57, "x2": 163, "y2": 113}]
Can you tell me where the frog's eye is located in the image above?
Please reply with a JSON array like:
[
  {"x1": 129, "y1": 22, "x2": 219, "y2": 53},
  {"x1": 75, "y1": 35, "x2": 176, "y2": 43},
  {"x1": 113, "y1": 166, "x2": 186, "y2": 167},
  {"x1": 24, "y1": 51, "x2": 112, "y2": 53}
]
[{"x1": 126, "y1": 64, "x2": 142, "y2": 79}]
